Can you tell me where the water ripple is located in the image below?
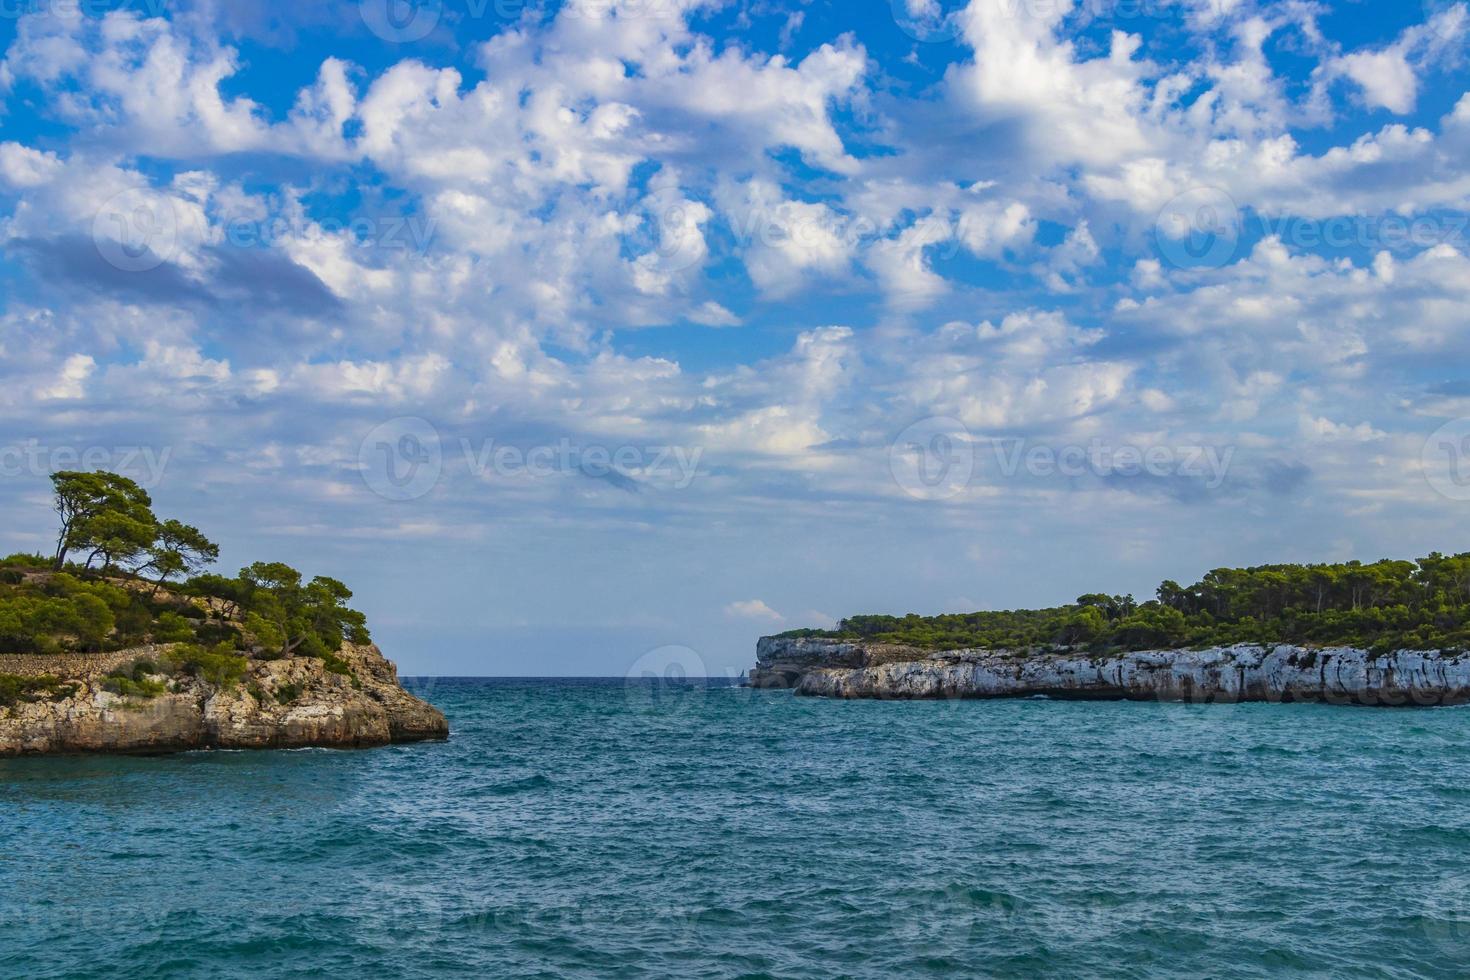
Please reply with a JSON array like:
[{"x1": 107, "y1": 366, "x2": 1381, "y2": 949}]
[{"x1": 3, "y1": 681, "x2": 1470, "y2": 977}]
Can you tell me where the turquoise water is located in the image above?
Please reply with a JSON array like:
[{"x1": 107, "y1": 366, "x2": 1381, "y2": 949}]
[{"x1": 4, "y1": 679, "x2": 1470, "y2": 978}]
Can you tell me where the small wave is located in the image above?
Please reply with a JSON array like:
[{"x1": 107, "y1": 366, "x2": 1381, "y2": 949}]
[{"x1": 482, "y1": 773, "x2": 554, "y2": 796}]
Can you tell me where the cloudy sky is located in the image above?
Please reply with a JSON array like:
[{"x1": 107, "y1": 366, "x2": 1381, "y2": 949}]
[{"x1": 2, "y1": 0, "x2": 1468, "y2": 676}]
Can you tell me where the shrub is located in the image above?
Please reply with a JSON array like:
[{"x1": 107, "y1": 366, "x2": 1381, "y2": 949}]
[
  {"x1": 151, "y1": 612, "x2": 196, "y2": 644},
  {"x1": 166, "y1": 642, "x2": 249, "y2": 688},
  {"x1": 191, "y1": 622, "x2": 243, "y2": 647},
  {"x1": 320, "y1": 651, "x2": 354, "y2": 677},
  {"x1": 102, "y1": 674, "x2": 168, "y2": 698},
  {"x1": 0, "y1": 674, "x2": 77, "y2": 708},
  {"x1": 102, "y1": 661, "x2": 169, "y2": 699}
]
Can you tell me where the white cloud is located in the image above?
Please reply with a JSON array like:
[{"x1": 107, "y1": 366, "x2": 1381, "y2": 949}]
[
  {"x1": 38, "y1": 353, "x2": 95, "y2": 400},
  {"x1": 687, "y1": 302, "x2": 741, "y2": 327},
  {"x1": 1318, "y1": 7, "x2": 1468, "y2": 115},
  {"x1": 724, "y1": 599, "x2": 784, "y2": 622},
  {"x1": 3, "y1": 0, "x2": 1470, "y2": 656},
  {"x1": 0, "y1": 143, "x2": 62, "y2": 188}
]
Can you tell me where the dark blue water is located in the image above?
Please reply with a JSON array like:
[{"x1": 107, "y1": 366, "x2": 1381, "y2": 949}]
[{"x1": 4, "y1": 678, "x2": 1470, "y2": 978}]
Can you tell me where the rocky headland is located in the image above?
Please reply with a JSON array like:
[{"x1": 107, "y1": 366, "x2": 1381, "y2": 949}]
[
  {"x1": 751, "y1": 636, "x2": 1470, "y2": 707},
  {"x1": 0, "y1": 641, "x2": 447, "y2": 756},
  {"x1": 0, "y1": 470, "x2": 451, "y2": 756}
]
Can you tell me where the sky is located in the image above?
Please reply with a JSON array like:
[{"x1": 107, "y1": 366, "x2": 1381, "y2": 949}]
[{"x1": 1, "y1": 0, "x2": 1469, "y2": 677}]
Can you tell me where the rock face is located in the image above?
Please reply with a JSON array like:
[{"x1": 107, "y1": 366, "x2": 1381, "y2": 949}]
[
  {"x1": 0, "y1": 643, "x2": 448, "y2": 756},
  {"x1": 753, "y1": 636, "x2": 1470, "y2": 707}
]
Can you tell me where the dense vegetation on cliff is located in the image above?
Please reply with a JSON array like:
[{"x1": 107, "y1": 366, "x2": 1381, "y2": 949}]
[
  {"x1": 0, "y1": 471, "x2": 369, "y2": 666},
  {"x1": 785, "y1": 554, "x2": 1470, "y2": 654}
]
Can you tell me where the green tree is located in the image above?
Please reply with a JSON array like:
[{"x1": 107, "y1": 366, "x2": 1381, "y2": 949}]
[
  {"x1": 67, "y1": 592, "x2": 115, "y2": 651},
  {"x1": 239, "y1": 563, "x2": 370, "y2": 658},
  {"x1": 183, "y1": 573, "x2": 248, "y2": 620},
  {"x1": 140, "y1": 520, "x2": 219, "y2": 589},
  {"x1": 50, "y1": 471, "x2": 158, "y2": 571}
]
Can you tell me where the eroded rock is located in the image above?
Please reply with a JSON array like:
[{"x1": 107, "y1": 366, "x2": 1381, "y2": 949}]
[
  {"x1": 0, "y1": 643, "x2": 448, "y2": 756},
  {"x1": 752, "y1": 637, "x2": 1470, "y2": 707}
]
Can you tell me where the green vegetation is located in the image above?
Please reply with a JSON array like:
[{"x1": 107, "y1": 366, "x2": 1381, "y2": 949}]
[
  {"x1": 0, "y1": 674, "x2": 77, "y2": 708},
  {"x1": 791, "y1": 554, "x2": 1470, "y2": 655},
  {"x1": 0, "y1": 472, "x2": 371, "y2": 674},
  {"x1": 166, "y1": 643, "x2": 249, "y2": 688},
  {"x1": 101, "y1": 660, "x2": 169, "y2": 699},
  {"x1": 232, "y1": 562, "x2": 369, "y2": 660}
]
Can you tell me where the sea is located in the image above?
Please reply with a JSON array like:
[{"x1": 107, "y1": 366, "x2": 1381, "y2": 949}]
[{"x1": 3, "y1": 677, "x2": 1470, "y2": 978}]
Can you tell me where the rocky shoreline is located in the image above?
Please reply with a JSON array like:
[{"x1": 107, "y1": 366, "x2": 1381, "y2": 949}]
[
  {"x1": 0, "y1": 642, "x2": 448, "y2": 756},
  {"x1": 750, "y1": 636, "x2": 1470, "y2": 707}
]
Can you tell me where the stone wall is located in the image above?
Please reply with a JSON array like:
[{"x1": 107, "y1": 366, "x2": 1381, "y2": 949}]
[{"x1": 0, "y1": 646, "x2": 171, "y2": 680}]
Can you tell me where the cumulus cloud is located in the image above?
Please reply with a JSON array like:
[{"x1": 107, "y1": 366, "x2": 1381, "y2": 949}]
[
  {"x1": 724, "y1": 599, "x2": 784, "y2": 622},
  {"x1": 1, "y1": 0, "x2": 1469, "y2": 665}
]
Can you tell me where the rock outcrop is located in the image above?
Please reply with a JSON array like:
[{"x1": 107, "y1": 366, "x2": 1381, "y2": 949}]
[
  {"x1": 752, "y1": 636, "x2": 1470, "y2": 707},
  {"x1": 0, "y1": 643, "x2": 448, "y2": 756}
]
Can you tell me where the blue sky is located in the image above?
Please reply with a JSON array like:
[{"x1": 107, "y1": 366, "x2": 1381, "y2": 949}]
[{"x1": 2, "y1": 0, "x2": 1469, "y2": 675}]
